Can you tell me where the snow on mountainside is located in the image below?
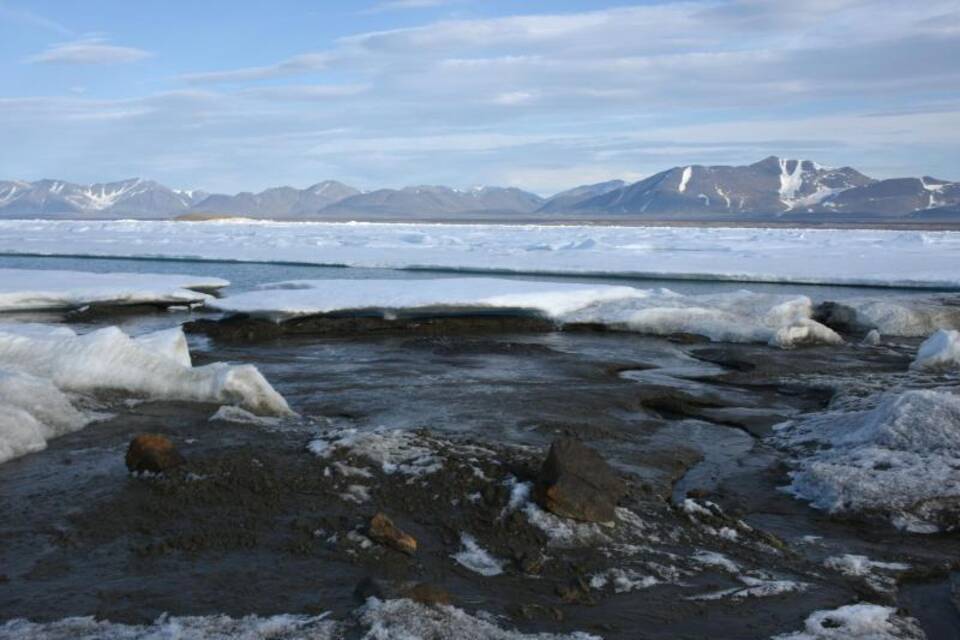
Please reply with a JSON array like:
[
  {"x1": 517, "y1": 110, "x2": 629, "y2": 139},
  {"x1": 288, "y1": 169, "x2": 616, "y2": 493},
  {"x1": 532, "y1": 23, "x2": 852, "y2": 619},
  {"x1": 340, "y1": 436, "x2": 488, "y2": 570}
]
[
  {"x1": 566, "y1": 157, "x2": 877, "y2": 216},
  {"x1": 1, "y1": 158, "x2": 956, "y2": 220}
]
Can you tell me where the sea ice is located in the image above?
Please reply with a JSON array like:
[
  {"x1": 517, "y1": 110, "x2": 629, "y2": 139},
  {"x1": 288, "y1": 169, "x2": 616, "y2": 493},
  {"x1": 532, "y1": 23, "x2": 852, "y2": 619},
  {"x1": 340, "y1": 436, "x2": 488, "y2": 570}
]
[
  {"x1": 210, "y1": 278, "x2": 843, "y2": 348},
  {"x1": 1, "y1": 220, "x2": 957, "y2": 289},
  {"x1": 0, "y1": 267, "x2": 227, "y2": 312}
]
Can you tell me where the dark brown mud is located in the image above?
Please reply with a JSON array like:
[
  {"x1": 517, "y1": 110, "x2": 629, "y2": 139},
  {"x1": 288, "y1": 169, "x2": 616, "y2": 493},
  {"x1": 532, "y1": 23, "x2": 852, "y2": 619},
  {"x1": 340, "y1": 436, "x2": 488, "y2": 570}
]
[{"x1": 2, "y1": 325, "x2": 959, "y2": 638}]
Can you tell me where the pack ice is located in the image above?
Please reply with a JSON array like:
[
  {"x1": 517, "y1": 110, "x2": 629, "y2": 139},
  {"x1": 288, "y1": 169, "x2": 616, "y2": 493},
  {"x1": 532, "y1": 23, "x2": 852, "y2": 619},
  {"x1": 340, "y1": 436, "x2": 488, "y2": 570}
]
[{"x1": 0, "y1": 324, "x2": 291, "y2": 464}]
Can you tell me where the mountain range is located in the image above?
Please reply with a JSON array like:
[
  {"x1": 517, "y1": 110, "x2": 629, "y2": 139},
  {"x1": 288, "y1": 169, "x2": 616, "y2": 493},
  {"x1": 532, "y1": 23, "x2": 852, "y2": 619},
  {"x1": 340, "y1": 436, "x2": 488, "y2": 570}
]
[{"x1": 2, "y1": 157, "x2": 957, "y2": 222}]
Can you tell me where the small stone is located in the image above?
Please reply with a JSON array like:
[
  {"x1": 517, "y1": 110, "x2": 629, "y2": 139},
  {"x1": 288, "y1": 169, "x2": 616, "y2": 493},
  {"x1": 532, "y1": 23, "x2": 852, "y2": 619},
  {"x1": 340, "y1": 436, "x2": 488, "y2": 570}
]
[
  {"x1": 368, "y1": 512, "x2": 417, "y2": 555},
  {"x1": 125, "y1": 434, "x2": 185, "y2": 473},
  {"x1": 535, "y1": 437, "x2": 625, "y2": 524}
]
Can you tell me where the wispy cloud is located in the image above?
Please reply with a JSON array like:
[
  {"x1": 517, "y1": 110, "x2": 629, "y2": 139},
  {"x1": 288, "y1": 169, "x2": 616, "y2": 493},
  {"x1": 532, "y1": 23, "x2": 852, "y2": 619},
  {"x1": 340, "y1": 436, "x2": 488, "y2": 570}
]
[
  {"x1": 0, "y1": 2, "x2": 72, "y2": 36},
  {"x1": 180, "y1": 53, "x2": 331, "y2": 84},
  {"x1": 27, "y1": 37, "x2": 151, "y2": 65}
]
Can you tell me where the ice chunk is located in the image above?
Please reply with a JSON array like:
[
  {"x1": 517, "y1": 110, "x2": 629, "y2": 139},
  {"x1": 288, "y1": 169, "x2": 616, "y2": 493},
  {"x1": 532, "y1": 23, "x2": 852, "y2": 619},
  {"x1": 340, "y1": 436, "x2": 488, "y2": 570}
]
[
  {"x1": 773, "y1": 603, "x2": 925, "y2": 640},
  {"x1": 0, "y1": 370, "x2": 89, "y2": 464},
  {"x1": 0, "y1": 325, "x2": 290, "y2": 464},
  {"x1": 0, "y1": 268, "x2": 227, "y2": 312},
  {"x1": 134, "y1": 327, "x2": 192, "y2": 366},
  {"x1": 452, "y1": 533, "x2": 505, "y2": 576},
  {"x1": 0, "y1": 326, "x2": 290, "y2": 416},
  {"x1": 777, "y1": 388, "x2": 960, "y2": 531},
  {"x1": 911, "y1": 329, "x2": 960, "y2": 370}
]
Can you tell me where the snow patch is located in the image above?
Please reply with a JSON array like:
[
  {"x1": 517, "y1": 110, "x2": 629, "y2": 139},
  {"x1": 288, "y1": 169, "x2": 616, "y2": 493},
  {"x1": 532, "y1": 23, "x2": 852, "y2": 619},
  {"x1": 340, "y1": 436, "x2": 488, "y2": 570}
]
[
  {"x1": 452, "y1": 533, "x2": 506, "y2": 576},
  {"x1": 678, "y1": 166, "x2": 693, "y2": 193},
  {"x1": 773, "y1": 603, "x2": 925, "y2": 640},
  {"x1": 776, "y1": 388, "x2": 960, "y2": 532}
]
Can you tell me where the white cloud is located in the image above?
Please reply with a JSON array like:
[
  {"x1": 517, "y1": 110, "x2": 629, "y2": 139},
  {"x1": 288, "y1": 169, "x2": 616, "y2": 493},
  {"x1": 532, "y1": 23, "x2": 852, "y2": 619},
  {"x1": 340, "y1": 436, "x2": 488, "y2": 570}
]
[
  {"x1": 180, "y1": 53, "x2": 332, "y2": 84},
  {"x1": 0, "y1": 2, "x2": 72, "y2": 36},
  {"x1": 27, "y1": 37, "x2": 151, "y2": 65}
]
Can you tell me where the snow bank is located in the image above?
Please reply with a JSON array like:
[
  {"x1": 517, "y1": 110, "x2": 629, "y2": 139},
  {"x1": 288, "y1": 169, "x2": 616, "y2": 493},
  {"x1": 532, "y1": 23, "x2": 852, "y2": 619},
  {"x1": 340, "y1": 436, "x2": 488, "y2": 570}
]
[
  {"x1": 1, "y1": 220, "x2": 958, "y2": 289},
  {"x1": 0, "y1": 324, "x2": 291, "y2": 464},
  {"x1": 911, "y1": 329, "x2": 960, "y2": 370},
  {"x1": 773, "y1": 603, "x2": 925, "y2": 640},
  {"x1": 0, "y1": 268, "x2": 227, "y2": 312},
  {"x1": 211, "y1": 278, "x2": 842, "y2": 348},
  {"x1": 776, "y1": 388, "x2": 960, "y2": 532}
]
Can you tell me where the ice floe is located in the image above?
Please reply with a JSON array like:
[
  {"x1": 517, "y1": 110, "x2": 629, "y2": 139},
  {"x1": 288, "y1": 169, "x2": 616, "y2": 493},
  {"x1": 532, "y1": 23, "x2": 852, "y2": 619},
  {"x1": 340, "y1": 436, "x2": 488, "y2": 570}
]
[
  {"x1": 775, "y1": 388, "x2": 960, "y2": 532},
  {"x1": 773, "y1": 603, "x2": 925, "y2": 640},
  {"x1": 1, "y1": 220, "x2": 958, "y2": 289},
  {"x1": 0, "y1": 268, "x2": 227, "y2": 312},
  {"x1": 0, "y1": 324, "x2": 290, "y2": 464},
  {"x1": 211, "y1": 278, "x2": 844, "y2": 348}
]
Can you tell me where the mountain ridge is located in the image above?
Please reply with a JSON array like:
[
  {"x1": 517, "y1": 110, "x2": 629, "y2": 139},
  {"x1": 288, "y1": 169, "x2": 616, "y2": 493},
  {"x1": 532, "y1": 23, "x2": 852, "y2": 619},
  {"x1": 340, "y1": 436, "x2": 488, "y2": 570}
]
[{"x1": 2, "y1": 157, "x2": 957, "y2": 221}]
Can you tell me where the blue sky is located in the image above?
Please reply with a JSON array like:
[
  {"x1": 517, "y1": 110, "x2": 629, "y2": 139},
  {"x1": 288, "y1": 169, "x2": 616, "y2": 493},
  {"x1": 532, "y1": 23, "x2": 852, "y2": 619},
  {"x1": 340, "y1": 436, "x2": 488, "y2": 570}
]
[{"x1": 1, "y1": 0, "x2": 958, "y2": 194}]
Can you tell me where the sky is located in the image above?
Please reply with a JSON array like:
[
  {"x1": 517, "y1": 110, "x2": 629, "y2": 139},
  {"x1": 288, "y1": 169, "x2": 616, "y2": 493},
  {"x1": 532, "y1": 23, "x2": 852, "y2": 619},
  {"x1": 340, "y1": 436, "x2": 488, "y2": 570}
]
[{"x1": 1, "y1": 0, "x2": 958, "y2": 195}]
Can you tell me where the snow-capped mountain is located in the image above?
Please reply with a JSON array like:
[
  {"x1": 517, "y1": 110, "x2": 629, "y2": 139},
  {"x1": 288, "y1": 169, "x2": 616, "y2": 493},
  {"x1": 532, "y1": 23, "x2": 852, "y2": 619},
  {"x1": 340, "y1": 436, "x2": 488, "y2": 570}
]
[
  {"x1": 557, "y1": 157, "x2": 876, "y2": 216},
  {"x1": 0, "y1": 178, "x2": 205, "y2": 219},
  {"x1": 1, "y1": 159, "x2": 956, "y2": 221}
]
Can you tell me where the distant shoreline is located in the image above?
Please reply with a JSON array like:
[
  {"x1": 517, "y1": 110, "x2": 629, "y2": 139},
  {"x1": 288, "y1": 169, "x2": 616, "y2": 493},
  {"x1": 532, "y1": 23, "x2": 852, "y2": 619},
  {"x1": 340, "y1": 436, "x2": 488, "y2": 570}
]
[{"x1": 43, "y1": 213, "x2": 960, "y2": 231}]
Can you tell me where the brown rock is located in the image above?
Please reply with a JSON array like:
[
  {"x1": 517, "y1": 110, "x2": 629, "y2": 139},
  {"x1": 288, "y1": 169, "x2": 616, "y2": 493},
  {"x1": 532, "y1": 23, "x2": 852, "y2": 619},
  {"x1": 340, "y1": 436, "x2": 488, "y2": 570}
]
[
  {"x1": 534, "y1": 437, "x2": 625, "y2": 524},
  {"x1": 368, "y1": 512, "x2": 417, "y2": 555},
  {"x1": 403, "y1": 583, "x2": 451, "y2": 606},
  {"x1": 125, "y1": 434, "x2": 185, "y2": 473}
]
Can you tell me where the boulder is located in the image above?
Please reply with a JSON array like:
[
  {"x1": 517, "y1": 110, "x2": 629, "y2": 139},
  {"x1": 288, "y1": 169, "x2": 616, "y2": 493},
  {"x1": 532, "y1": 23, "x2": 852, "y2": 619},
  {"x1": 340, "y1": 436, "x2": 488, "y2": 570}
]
[
  {"x1": 125, "y1": 434, "x2": 185, "y2": 473},
  {"x1": 368, "y1": 512, "x2": 417, "y2": 555},
  {"x1": 534, "y1": 438, "x2": 625, "y2": 525}
]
